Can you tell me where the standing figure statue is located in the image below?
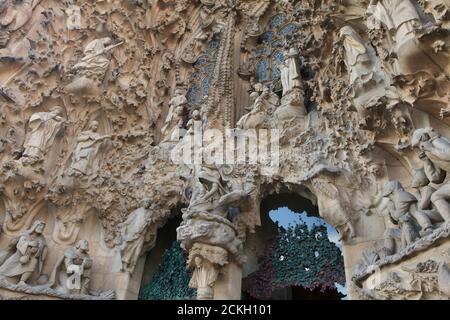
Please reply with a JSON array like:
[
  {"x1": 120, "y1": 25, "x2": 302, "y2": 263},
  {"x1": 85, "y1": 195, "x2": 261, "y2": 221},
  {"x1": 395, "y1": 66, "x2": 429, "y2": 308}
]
[
  {"x1": 337, "y1": 26, "x2": 392, "y2": 128},
  {"x1": 275, "y1": 48, "x2": 307, "y2": 120},
  {"x1": 118, "y1": 199, "x2": 160, "y2": 274},
  {"x1": 280, "y1": 47, "x2": 303, "y2": 95},
  {"x1": 0, "y1": 220, "x2": 47, "y2": 285},
  {"x1": 47, "y1": 240, "x2": 93, "y2": 295},
  {"x1": 68, "y1": 121, "x2": 110, "y2": 178},
  {"x1": 160, "y1": 89, "x2": 187, "y2": 143},
  {"x1": 21, "y1": 106, "x2": 65, "y2": 165}
]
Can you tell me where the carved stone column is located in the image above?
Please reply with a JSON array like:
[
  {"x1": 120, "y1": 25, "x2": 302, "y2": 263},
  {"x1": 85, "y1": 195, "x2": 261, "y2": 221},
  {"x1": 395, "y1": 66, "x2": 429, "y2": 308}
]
[
  {"x1": 213, "y1": 262, "x2": 242, "y2": 300},
  {"x1": 187, "y1": 243, "x2": 228, "y2": 300}
]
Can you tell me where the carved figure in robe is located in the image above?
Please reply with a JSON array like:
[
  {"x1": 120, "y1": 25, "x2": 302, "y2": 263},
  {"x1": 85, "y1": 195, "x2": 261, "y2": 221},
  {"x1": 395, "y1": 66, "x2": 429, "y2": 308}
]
[
  {"x1": 67, "y1": 38, "x2": 122, "y2": 94},
  {"x1": 21, "y1": 106, "x2": 65, "y2": 165},
  {"x1": 280, "y1": 47, "x2": 303, "y2": 95},
  {"x1": 0, "y1": 220, "x2": 47, "y2": 285},
  {"x1": 73, "y1": 37, "x2": 112, "y2": 80},
  {"x1": 68, "y1": 121, "x2": 110, "y2": 177},
  {"x1": 47, "y1": 240, "x2": 92, "y2": 295},
  {"x1": 186, "y1": 109, "x2": 202, "y2": 136},
  {"x1": 338, "y1": 25, "x2": 389, "y2": 125},
  {"x1": 184, "y1": 166, "x2": 226, "y2": 218},
  {"x1": 275, "y1": 47, "x2": 307, "y2": 119},
  {"x1": 236, "y1": 84, "x2": 279, "y2": 129},
  {"x1": 160, "y1": 89, "x2": 187, "y2": 143},
  {"x1": 118, "y1": 199, "x2": 160, "y2": 274}
]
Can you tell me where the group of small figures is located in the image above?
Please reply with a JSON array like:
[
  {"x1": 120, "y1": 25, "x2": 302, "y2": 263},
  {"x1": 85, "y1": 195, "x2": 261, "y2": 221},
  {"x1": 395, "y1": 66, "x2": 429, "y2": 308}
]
[
  {"x1": 0, "y1": 220, "x2": 93, "y2": 296},
  {"x1": 357, "y1": 127, "x2": 450, "y2": 273}
]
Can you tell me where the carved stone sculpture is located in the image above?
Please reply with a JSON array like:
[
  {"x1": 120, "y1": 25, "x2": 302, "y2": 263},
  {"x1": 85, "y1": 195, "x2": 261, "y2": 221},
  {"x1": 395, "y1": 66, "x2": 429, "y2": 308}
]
[
  {"x1": 66, "y1": 38, "x2": 121, "y2": 94},
  {"x1": 186, "y1": 109, "x2": 202, "y2": 136},
  {"x1": 382, "y1": 180, "x2": 438, "y2": 247},
  {"x1": 0, "y1": 0, "x2": 450, "y2": 301},
  {"x1": 160, "y1": 89, "x2": 187, "y2": 143},
  {"x1": 236, "y1": 84, "x2": 279, "y2": 129},
  {"x1": 366, "y1": 0, "x2": 446, "y2": 76},
  {"x1": 0, "y1": 220, "x2": 47, "y2": 285},
  {"x1": 337, "y1": 25, "x2": 388, "y2": 123},
  {"x1": 274, "y1": 47, "x2": 307, "y2": 120},
  {"x1": 47, "y1": 240, "x2": 93, "y2": 295},
  {"x1": 66, "y1": 5, "x2": 82, "y2": 30},
  {"x1": 187, "y1": 243, "x2": 227, "y2": 300},
  {"x1": 177, "y1": 166, "x2": 248, "y2": 271},
  {"x1": 412, "y1": 127, "x2": 450, "y2": 222},
  {"x1": 67, "y1": 121, "x2": 110, "y2": 178},
  {"x1": 21, "y1": 107, "x2": 65, "y2": 166},
  {"x1": 118, "y1": 199, "x2": 160, "y2": 274}
]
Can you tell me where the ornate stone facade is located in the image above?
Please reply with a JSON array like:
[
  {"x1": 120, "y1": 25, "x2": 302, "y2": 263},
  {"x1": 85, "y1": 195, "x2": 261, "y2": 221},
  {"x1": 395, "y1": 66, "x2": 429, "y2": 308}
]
[{"x1": 0, "y1": 0, "x2": 449, "y2": 300}]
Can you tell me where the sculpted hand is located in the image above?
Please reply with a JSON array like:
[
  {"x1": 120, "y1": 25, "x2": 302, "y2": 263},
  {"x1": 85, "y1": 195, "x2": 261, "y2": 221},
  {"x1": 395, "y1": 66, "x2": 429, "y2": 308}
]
[{"x1": 418, "y1": 151, "x2": 428, "y2": 160}]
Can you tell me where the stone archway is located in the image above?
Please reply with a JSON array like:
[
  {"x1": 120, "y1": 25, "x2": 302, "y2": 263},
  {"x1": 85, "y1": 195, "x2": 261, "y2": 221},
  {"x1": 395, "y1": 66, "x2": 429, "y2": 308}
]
[{"x1": 241, "y1": 192, "x2": 346, "y2": 300}]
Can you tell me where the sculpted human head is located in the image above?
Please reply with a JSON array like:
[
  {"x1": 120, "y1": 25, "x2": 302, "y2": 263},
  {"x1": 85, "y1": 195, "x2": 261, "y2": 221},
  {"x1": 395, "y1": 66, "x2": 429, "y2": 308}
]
[
  {"x1": 76, "y1": 240, "x2": 89, "y2": 252},
  {"x1": 194, "y1": 256, "x2": 203, "y2": 268},
  {"x1": 101, "y1": 37, "x2": 112, "y2": 46},
  {"x1": 141, "y1": 198, "x2": 152, "y2": 209},
  {"x1": 175, "y1": 88, "x2": 184, "y2": 96},
  {"x1": 192, "y1": 109, "x2": 201, "y2": 120},
  {"x1": 89, "y1": 120, "x2": 99, "y2": 132},
  {"x1": 253, "y1": 83, "x2": 263, "y2": 92},
  {"x1": 50, "y1": 106, "x2": 64, "y2": 117},
  {"x1": 29, "y1": 220, "x2": 46, "y2": 235},
  {"x1": 382, "y1": 181, "x2": 403, "y2": 198}
]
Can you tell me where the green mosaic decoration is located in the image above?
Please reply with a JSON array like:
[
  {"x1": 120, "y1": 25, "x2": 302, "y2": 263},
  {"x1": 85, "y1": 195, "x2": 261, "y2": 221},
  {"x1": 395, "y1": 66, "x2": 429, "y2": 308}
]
[
  {"x1": 243, "y1": 223, "x2": 345, "y2": 299},
  {"x1": 139, "y1": 241, "x2": 196, "y2": 300}
]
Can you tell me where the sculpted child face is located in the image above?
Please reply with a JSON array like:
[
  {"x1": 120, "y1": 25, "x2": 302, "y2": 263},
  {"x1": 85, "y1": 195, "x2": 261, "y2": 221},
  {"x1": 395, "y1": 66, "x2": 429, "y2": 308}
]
[
  {"x1": 192, "y1": 110, "x2": 200, "y2": 119},
  {"x1": 194, "y1": 256, "x2": 203, "y2": 268},
  {"x1": 78, "y1": 240, "x2": 89, "y2": 252},
  {"x1": 89, "y1": 121, "x2": 99, "y2": 132}
]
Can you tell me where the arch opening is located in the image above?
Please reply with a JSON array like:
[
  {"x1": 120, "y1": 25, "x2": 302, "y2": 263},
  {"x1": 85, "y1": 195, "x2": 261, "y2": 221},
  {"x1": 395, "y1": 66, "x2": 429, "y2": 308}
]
[
  {"x1": 138, "y1": 210, "x2": 195, "y2": 300},
  {"x1": 242, "y1": 193, "x2": 347, "y2": 300}
]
